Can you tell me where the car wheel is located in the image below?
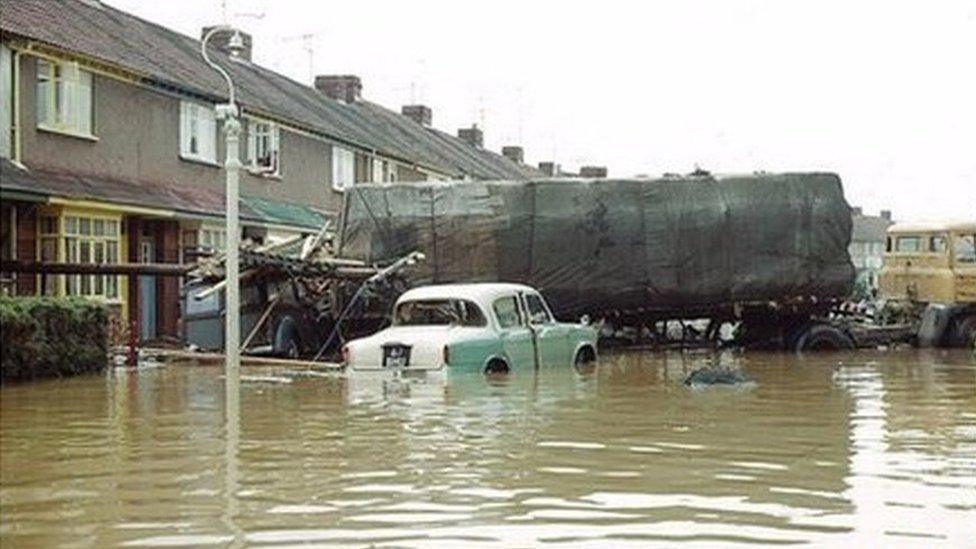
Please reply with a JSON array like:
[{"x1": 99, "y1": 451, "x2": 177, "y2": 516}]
[
  {"x1": 574, "y1": 346, "x2": 597, "y2": 368},
  {"x1": 484, "y1": 359, "x2": 509, "y2": 375},
  {"x1": 794, "y1": 323, "x2": 856, "y2": 353}
]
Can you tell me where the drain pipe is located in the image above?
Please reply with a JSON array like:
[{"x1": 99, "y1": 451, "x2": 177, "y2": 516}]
[{"x1": 12, "y1": 48, "x2": 23, "y2": 164}]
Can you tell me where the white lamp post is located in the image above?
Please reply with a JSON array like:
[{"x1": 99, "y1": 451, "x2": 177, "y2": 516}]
[{"x1": 201, "y1": 26, "x2": 244, "y2": 378}]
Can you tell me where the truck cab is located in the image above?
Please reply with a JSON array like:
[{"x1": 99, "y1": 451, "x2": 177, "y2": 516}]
[{"x1": 879, "y1": 221, "x2": 976, "y2": 347}]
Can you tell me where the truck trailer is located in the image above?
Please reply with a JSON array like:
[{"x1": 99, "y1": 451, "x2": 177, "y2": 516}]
[{"x1": 337, "y1": 172, "x2": 864, "y2": 351}]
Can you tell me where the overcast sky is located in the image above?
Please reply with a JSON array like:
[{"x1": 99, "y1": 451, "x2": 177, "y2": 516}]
[{"x1": 106, "y1": 0, "x2": 974, "y2": 222}]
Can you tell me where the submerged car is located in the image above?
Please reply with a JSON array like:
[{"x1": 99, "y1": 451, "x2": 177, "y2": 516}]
[{"x1": 343, "y1": 283, "x2": 598, "y2": 373}]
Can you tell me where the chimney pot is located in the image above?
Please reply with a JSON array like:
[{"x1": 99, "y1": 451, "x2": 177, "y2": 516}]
[
  {"x1": 579, "y1": 165, "x2": 608, "y2": 178},
  {"x1": 401, "y1": 104, "x2": 432, "y2": 126},
  {"x1": 501, "y1": 146, "x2": 524, "y2": 164},
  {"x1": 457, "y1": 124, "x2": 483, "y2": 148},
  {"x1": 314, "y1": 75, "x2": 362, "y2": 104},
  {"x1": 538, "y1": 161, "x2": 556, "y2": 177},
  {"x1": 880, "y1": 210, "x2": 892, "y2": 221},
  {"x1": 201, "y1": 26, "x2": 253, "y2": 62},
  {"x1": 851, "y1": 206, "x2": 863, "y2": 216}
]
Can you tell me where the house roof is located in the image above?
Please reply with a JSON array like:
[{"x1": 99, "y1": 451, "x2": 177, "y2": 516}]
[
  {"x1": 0, "y1": 0, "x2": 537, "y2": 180},
  {"x1": 0, "y1": 158, "x2": 329, "y2": 229},
  {"x1": 851, "y1": 214, "x2": 893, "y2": 243}
]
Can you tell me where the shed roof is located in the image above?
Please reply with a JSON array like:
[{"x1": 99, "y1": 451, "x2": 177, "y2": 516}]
[{"x1": 0, "y1": 0, "x2": 537, "y2": 180}]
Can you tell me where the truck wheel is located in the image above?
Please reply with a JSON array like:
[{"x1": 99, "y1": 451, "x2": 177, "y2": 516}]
[
  {"x1": 274, "y1": 317, "x2": 302, "y2": 359},
  {"x1": 794, "y1": 324, "x2": 856, "y2": 352},
  {"x1": 954, "y1": 316, "x2": 976, "y2": 348}
]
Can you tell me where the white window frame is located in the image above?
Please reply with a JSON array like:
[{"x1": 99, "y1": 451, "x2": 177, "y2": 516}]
[
  {"x1": 180, "y1": 101, "x2": 217, "y2": 163},
  {"x1": 246, "y1": 118, "x2": 280, "y2": 176},
  {"x1": 332, "y1": 146, "x2": 355, "y2": 192},
  {"x1": 36, "y1": 58, "x2": 94, "y2": 138},
  {"x1": 1, "y1": 44, "x2": 12, "y2": 157}
]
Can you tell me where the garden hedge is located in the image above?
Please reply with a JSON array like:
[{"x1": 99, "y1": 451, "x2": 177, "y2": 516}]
[{"x1": 0, "y1": 296, "x2": 108, "y2": 382}]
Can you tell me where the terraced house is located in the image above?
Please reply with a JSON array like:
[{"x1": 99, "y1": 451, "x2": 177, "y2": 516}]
[{"x1": 0, "y1": 0, "x2": 535, "y2": 342}]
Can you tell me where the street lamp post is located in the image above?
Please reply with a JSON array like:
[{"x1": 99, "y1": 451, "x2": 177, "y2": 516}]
[{"x1": 201, "y1": 26, "x2": 244, "y2": 378}]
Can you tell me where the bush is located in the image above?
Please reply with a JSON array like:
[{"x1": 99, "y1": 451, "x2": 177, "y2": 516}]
[{"x1": 0, "y1": 295, "x2": 108, "y2": 382}]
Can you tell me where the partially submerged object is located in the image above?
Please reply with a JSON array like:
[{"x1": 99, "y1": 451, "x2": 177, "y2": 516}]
[
  {"x1": 343, "y1": 283, "x2": 598, "y2": 374},
  {"x1": 684, "y1": 367, "x2": 754, "y2": 387}
]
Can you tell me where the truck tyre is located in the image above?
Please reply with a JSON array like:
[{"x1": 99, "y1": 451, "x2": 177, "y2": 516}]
[
  {"x1": 273, "y1": 317, "x2": 302, "y2": 359},
  {"x1": 574, "y1": 346, "x2": 597, "y2": 370},
  {"x1": 794, "y1": 323, "x2": 855, "y2": 352},
  {"x1": 953, "y1": 316, "x2": 976, "y2": 349}
]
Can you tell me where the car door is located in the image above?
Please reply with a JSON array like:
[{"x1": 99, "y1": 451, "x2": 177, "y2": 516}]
[
  {"x1": 521, "y1": 292, "x2": 572, "y2": 366},
  {"x1": 491, "y1": 294, "x2": 535, "y2": 369}
]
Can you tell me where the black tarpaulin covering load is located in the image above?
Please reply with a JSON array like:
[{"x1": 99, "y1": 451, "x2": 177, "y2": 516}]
[{"x1": 338, "y1": 173, "x2": 855, "y2": 316}]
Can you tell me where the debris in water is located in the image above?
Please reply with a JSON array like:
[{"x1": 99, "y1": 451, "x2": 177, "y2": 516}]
[{"x1": 684, "y1": 367, "x2": 754, "y2": 387}]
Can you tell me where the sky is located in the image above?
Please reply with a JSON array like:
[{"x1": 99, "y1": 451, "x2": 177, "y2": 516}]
[{"x1": 106, "y1": 0, "x2": 975, "y2": 222}]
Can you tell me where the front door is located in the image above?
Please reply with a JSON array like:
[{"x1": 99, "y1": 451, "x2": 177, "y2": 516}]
[
  {"x1": 139, "y1": 237, "x2": 156, "y2": 341},
  {"x1": 492, "y1": 295, "x2": 534, "y2": 369},
  {"x1": 522, "y1": 292, "x2": 571, "y2": 367}
]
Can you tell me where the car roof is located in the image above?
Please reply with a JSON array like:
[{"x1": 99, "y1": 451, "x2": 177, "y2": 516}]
[{"x1": 396, "y1": 283, "x2": 537, "y2": 305}]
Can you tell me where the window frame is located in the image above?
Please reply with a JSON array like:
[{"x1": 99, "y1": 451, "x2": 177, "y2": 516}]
[
  {"x1": 522, "y1": 292, "x2": 554, "y2": 325},
  {"x1": 179, "y1": 100, "x2": 218, "y2": 164},
  {"x1": 492, "y1": 295, "x2": 524, "y2": 330},
  {"x1": 38, "y1": 212, "x2": 121, "y2": 300},
  {"x1": 331, "y1": 145, "x2": 355, "y2": 192},
  {"x1": 35, "y1": 58, "x2": 94, "y2": 138},
  {"x1": 246, "y1": 118, "x2": 280, "y2": 176}
]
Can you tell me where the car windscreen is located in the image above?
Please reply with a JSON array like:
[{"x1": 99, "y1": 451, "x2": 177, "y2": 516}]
[{"x1": 393, "y1": 299, "x2": 488, "y2": 327}]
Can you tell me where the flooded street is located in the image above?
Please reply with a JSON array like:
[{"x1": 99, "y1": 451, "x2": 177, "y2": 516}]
[{"x1": 1, "y1": 350, "x2": 974, "y2": 547}]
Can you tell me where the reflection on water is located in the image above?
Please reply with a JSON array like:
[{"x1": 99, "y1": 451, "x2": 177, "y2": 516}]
[{"x1": 1, "y1": 350, "x2": 974, "y2": 547}]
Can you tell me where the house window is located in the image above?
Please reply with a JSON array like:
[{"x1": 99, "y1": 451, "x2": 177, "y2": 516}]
[
  {"x1": 199, "y1": 227, "x2": 226, "y2": 251},
  {"x1": 36, "y1": 59, "x2": 93, "y2": 136},
  {"x1": 332, "y1": 146, "x2": 355, "y2": 191},
  {"x1": 1, "y1": 44, "x2": 13, "y2": 157},
  {"x1": 63, "y1": 215, "x2": 120, "y2": 299},
  {"x1": 38, "y1": 213, "x2": 120, "y2": 299},
  {"x1": 247, "y1": 119, "x2": 279, "y2": 175},
  {"x1": 180, "y1": 101, "x2": 217, "y2": 163}
]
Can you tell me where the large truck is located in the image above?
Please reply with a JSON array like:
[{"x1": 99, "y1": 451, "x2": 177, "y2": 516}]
[
  {"x1": 879, "y1": 221, "x2": 976, "y2": 348},
  {"x1": 338, "y1": 172, "x2": 866, "y2": 351}
]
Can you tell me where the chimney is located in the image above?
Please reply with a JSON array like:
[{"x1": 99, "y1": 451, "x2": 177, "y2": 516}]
[
  {"x1": 579, "y1": 166, "x2": 608, "y2": 178},
  {"x1": 457, "y1": 124, "x2": 483, "y2": 148},
  {"x1": 880, "y1": 210, "x2": 892, "y2": 221},
  {"x1": 401, "y1": 105, "x2": 432, "y2": 127},
  {"x1": 538, "y1": 161, "x2": 557, "y2": 177},
  {"x1": 201, "y1": 26, "x2": 252, "y2": 62},
  {"x1": 314, "y1": 75, "x2": 362, "y2": 104},
  {"x1": 851, "y1": 206, "x2": 863, "y2": 216},
  {"x1": 502, "y1": 146, "x2": 524, "y2": 164}
]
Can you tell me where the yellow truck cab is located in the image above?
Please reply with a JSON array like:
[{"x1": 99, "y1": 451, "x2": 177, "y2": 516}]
[{"x1": 879, "y1": 221, "x2": 975, "y2": 347}]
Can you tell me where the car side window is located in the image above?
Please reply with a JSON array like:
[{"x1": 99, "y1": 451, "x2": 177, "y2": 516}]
[
  {"x1": 493, "y1": 296, "x2": 522, "y2": 329},
  {"x1": 523, "y1": 293, "x2": 553, "y2": 325}
]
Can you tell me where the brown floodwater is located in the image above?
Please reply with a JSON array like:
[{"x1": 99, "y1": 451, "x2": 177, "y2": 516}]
[{"x1": 1, "y1": 349, "x2": 974, "y2": 547}]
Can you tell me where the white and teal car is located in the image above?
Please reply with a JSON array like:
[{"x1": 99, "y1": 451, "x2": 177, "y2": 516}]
[{"x1": 343, "y1": 283, "x2": 598, "y2": 374}]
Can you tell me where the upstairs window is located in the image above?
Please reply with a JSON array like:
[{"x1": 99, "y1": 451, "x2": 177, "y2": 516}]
[
  {"x1": 180, "y1": 101, "x2": 217, "y2": 163},
  {"x1": 36, "y1": 59, "x2": 93, "y2": 136},
  {"x1": 332, "y1": 146, "x2": 355, "y2": 192},
  {"x1": 246, "y1": 119, "x2": 279, "y2": 175}
]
